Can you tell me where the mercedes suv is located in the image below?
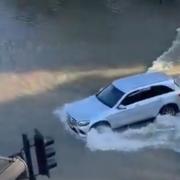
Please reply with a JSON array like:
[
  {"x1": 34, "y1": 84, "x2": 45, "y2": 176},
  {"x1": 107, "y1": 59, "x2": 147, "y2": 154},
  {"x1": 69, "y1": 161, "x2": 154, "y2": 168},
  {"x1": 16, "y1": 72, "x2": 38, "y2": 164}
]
[{"x1": 65, "y1": 72, "x2": 180, "y2": 136}]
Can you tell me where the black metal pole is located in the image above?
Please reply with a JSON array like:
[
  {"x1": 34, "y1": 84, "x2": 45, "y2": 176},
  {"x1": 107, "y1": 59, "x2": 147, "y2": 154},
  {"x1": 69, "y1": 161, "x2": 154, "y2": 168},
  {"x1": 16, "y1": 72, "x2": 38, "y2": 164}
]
[{"x1": 22, "y1": 134, "x2": 36, "y2": 180}]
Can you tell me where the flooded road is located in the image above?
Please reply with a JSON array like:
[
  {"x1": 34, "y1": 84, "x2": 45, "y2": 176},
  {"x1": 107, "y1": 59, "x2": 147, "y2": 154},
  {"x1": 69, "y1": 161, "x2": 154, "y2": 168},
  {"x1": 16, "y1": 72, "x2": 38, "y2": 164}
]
[{"x1": 0, "y1": 0, "x2": 180, "y2": 179}]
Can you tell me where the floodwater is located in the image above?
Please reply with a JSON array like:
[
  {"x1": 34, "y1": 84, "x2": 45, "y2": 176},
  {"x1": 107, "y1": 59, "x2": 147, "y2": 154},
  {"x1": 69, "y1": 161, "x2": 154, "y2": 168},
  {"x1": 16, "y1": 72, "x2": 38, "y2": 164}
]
[{"x1": 1, "y1": 0, "x2": 180, "y2": 180}]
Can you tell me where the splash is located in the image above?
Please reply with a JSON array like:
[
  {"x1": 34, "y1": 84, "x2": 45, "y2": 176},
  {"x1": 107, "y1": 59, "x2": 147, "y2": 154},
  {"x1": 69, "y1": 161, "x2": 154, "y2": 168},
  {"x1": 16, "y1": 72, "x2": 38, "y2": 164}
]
[
  {"x1": 148, "y1": 60, "x2": 174, "y2": 72},
  {"x1": 54, "y1": 105, "x2": 83, "y2": 139},
  {"x1": 54, "y1": 106, "x2": 180, "y2": 152},
  {"x1": 148, "y1": 28, "x2": 180, "y2": 73},
  {"x1": 86, "y1": 115, "x2": 180, "y2": 152},
  {"x1": 54, "y1": 105, "x2": 69, "y2": 130}
]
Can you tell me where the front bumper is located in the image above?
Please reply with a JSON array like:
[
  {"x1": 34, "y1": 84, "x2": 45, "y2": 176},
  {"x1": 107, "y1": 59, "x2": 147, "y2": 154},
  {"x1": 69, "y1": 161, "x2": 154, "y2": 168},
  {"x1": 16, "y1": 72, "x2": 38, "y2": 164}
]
[{"x1": 66, "y1": 115, "x2": 88, "y2": 136}]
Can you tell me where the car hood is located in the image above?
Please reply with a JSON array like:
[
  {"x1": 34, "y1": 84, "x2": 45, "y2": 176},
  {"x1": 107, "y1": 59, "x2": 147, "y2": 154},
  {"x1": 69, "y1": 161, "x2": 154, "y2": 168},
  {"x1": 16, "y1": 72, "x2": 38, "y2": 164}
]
[{"x1": 66, "y1": 95, "x2": 110, "y2": 122}]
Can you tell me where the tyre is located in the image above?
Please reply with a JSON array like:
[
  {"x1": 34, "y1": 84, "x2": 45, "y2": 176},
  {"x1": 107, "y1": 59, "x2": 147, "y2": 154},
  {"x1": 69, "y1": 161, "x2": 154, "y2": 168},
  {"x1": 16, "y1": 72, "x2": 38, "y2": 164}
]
[
  {"x1": 90, "y1": 122, "x2": 111, "y2": 133},
  {"x1": 160, "y1": 104, "x2": 178, "y2": 116}
]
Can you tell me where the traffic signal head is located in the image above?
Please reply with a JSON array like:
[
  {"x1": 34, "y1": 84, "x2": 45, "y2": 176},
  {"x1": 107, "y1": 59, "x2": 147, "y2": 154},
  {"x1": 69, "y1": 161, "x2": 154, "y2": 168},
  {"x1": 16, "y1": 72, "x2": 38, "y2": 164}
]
[{"x1": 34, "y1": 129, "x2": 57, "y2": 177}]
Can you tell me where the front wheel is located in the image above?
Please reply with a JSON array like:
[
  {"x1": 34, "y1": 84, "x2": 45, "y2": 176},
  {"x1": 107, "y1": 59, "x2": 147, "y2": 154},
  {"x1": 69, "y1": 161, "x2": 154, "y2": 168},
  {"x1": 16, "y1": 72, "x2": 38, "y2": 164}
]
[
  {"x1": 90, "y1": 122, "x2": 111, "y2": 133},
  {"x1": 160, "y1": 105, "x2": 178, "y2": 116}
]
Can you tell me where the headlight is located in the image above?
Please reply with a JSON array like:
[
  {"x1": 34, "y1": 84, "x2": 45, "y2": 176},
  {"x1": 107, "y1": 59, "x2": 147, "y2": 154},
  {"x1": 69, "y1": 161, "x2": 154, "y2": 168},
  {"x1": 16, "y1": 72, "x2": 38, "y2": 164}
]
[{"x1": 78, "y1": 120, "x2": 90, "y2": 126}]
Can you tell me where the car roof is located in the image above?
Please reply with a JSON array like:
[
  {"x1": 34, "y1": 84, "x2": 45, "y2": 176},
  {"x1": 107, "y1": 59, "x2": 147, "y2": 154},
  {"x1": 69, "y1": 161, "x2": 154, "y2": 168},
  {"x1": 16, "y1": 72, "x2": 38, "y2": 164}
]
[{"x1": 113, "y1": 72, "x2": 172, "y2": 93}]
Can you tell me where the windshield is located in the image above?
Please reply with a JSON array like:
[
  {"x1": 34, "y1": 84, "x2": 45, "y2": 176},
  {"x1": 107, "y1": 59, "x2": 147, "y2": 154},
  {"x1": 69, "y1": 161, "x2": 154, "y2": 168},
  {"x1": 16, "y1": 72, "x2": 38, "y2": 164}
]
[{"x1": 96, "y1": 84, "x2": 124, "y2": 108}]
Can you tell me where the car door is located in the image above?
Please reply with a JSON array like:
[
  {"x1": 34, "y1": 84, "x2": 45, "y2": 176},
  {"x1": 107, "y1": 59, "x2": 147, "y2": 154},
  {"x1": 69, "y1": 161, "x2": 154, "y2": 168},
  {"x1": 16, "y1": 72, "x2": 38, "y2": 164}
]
[
  {"x1": 108, "y1": 88, "x2": 162, "y2": 128},
  {"x1": 135, "y1": 85, "x2": 176, "y2": 118}
]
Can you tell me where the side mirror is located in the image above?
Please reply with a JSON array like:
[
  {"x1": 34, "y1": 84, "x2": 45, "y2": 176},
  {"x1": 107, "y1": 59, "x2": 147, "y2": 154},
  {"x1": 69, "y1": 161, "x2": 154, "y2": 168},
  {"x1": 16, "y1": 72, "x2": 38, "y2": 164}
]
[{"x1": 118, "y1": 104, "x2": 126, "y2": 110}]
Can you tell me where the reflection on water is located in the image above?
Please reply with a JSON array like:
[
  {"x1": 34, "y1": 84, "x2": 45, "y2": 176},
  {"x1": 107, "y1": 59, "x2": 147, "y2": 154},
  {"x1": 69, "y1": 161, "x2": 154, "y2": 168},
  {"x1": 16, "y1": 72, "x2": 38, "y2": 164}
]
[{"x1": 0, "y1": 66, "x2": 144, "y2": 102}]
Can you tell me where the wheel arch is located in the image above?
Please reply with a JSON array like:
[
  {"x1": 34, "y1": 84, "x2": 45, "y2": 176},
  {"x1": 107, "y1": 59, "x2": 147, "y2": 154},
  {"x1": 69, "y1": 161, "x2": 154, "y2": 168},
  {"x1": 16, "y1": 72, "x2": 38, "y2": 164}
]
[
  {"x1": 159, "y1": 103, "x2": 179, "y2": 114},
  {"x1": 90, "y1": 120, "x2": 111, "y2": 130}
]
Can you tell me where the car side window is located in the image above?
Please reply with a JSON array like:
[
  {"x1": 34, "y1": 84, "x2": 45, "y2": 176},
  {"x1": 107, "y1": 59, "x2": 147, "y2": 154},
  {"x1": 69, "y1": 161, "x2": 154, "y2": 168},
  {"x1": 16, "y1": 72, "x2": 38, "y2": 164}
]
[
  {"x1": 151, "y1": 85, "x2": 173, "y2": 96},
  {"x1": 121, "y1": 85, "x2": 173, "y2": 106},
  {"x1": 121, "y1": 91, "x2": 146, "y2": 106}
]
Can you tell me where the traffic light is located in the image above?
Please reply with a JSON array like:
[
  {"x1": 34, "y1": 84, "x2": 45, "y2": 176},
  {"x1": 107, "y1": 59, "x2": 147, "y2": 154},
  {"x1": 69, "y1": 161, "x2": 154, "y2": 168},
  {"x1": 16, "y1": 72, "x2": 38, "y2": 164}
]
[{"x1": 34, "y1": 129, "x2": 57, "y2": 177}]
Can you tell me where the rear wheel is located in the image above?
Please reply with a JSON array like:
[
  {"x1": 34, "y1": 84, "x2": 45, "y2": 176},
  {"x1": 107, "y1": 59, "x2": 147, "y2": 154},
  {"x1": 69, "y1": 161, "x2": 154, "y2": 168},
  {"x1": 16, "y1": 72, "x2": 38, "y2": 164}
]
[{"x1": 160, "y1": 105, "x2": 178, "y2": 116}]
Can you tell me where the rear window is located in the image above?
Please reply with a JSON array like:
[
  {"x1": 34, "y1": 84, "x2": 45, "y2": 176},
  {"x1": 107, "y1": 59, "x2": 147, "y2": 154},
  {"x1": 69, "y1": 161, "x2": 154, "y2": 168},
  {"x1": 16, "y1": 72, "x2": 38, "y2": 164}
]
[{"x1": 151, "y1": 85, "x2": 174, "y2": 95}]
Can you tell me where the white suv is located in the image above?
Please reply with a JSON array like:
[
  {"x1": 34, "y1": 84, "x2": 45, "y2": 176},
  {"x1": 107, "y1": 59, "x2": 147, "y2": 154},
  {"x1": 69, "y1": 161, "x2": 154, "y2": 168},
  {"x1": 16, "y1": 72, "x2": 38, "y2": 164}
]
[{"x1": 65, "y1": 72, "x2": 180, "y2": 136}]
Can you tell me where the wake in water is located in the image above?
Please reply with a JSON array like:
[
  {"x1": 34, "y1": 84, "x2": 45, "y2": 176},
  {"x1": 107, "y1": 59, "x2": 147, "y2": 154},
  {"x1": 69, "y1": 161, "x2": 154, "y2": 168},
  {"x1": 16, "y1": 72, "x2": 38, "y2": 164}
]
[
  {"x1": 54, "y1": 106, "x2": 180, "y2": 152},
  {"x1": 54, "y1": 28, "x2": 180, "y2": 152},
  {"x1": 86, "y1": 115, "x2": 180, "y2": 152}
]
